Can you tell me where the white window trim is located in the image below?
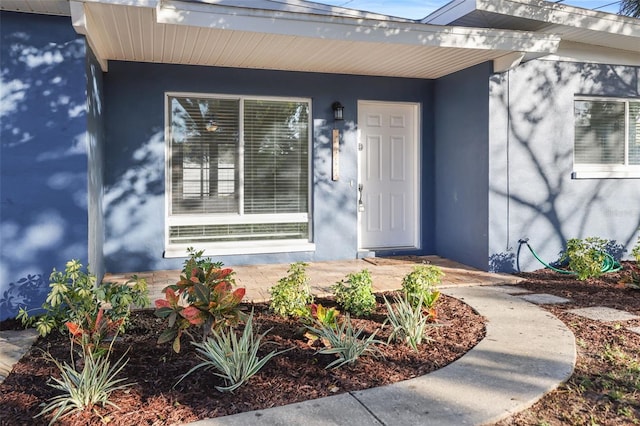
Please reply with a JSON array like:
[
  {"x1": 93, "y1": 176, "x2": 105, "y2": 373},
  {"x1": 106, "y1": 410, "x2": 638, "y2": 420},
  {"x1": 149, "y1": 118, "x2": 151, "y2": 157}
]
[
  {"x1": 164, "y1": 241, "x2": 316, "y2": 258},
  {"x1": 573, "y1": 96, "x2": 640, "y2": 179},
  {"x1": 164, "y1": 92, "x2": 314, "y2": 256}
]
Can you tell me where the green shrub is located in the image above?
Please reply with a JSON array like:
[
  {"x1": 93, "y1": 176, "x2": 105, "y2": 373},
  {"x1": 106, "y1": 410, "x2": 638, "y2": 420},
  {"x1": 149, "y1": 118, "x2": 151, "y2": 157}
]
[
  {"x1": 176, "y1": 311, "x2": 289, "y2": 392},
  {"x1": 17, "y1": 260, "x2": 149, "y2": 337},
  {"x1": 305, "y1": 314, "x2": 383, "y2": 369},
  {"x1": 384, "y1": 294, "x2": 433, "y2": 352},
  {"x1": 626, "y1": 236, "x2": 640, "y2": 289},
  {"x1": 632, "y1": 236, "x2": 640, "y2": 264},
  {"x1": 561, "y1": 237, "x2": 610, "y2": 280},
  {"x1": 269, "y1": 262, "x2": 313, "y2": 318},
  {"x1": 332, "y1": 269, "x2": 376, "y2": 317},
  {"x1": 401, "y1": 265, "x2": 442, "y2": 311}
]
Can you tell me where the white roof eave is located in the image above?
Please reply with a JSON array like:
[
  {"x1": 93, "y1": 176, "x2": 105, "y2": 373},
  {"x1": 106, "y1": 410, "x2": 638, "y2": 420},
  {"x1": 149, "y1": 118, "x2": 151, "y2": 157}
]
[
  {"x1": 68, "y1": 0, "x2": 562, "y2": 76},
  {"x1": 156, "y1": 0, "x2": 561, "y2": 53},
  {"x1": 423, "y1": 0, "x2": 640, "y2": 52}
]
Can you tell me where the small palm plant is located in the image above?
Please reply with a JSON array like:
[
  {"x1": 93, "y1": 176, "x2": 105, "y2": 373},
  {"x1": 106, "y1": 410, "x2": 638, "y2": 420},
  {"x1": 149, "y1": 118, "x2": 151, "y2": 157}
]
[{"x1": 176, "y1": 311, "x2": 289, "y2": 392}]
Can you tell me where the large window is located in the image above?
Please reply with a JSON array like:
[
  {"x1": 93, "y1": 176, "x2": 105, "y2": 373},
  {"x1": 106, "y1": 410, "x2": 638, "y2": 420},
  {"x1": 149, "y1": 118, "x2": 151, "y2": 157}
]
[
  {"x1": 573, "y1": 97, "x2": 640, "y2": 178},
  {"x1": 165, "y1": 94, "x2": 312, "y2": 256}
]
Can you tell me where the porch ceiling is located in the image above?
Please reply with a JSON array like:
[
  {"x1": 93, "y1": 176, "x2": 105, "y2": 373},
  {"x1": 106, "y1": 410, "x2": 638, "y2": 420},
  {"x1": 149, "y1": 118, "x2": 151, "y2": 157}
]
[{"x1": 3, "y1": 0, "x2": 561, "y2": 78}]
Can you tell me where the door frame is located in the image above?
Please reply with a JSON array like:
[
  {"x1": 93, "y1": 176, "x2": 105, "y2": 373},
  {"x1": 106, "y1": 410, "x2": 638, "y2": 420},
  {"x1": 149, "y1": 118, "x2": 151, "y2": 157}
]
[{"x1": 356, "y1": 100, "x2": 421, "y2": 251}]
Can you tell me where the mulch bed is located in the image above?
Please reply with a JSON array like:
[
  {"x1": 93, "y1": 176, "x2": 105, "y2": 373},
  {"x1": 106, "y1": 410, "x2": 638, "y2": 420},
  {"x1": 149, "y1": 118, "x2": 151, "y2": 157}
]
[
  {"x1": 3, "y1": 263, "x2": 640, "y2": 426},
  {"x1": 0, "y1": 293, "x2": 484, "y2": 426}
]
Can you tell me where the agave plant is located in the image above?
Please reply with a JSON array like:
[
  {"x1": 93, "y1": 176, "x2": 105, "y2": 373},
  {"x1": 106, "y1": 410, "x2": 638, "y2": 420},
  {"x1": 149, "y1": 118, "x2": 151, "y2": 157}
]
[
  {"x1": 176, "y1": 311, "x2": 289, "y2": 392},
  {"x1": 384, "y1": 294, "x2": 434, "y2": 352},
  {"x1": 36, "y1": 347, "x2": 132, "y2": 425},
  {"x1": 306, "y1": 314, "x2": 384, "y2": 369}
]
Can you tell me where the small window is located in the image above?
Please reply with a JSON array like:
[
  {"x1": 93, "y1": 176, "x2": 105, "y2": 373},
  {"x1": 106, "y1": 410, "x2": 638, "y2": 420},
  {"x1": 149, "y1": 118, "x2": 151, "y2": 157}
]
[
  {"x1": 165, "y1": 94, "x2": 314, "y2": 256},
  {"x1": 573, "y1": 97, "x2": 640, "y2": 178}
]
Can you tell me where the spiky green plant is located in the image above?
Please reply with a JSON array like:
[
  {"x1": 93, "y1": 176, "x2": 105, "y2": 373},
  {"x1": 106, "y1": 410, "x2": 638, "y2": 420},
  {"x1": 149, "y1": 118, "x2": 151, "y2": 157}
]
[
  {"x1": 36, "y1": 347, "x2": 132, "y2": 425},
  {"x1": 384, "y1": 294, "x2": 433, "y2": 352},
  {"x1": 306, "y1": 314, "x2": 383, "y2": 369},
  {"x1": 176, "y1": 311, "x2": 289, "y2": 392}
]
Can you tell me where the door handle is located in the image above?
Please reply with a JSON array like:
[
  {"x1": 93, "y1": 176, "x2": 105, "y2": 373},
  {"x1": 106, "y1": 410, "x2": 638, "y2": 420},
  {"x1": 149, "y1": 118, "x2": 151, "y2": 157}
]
[{"x1": 358, "y1": 183, "x2": 365, "y2": 212}]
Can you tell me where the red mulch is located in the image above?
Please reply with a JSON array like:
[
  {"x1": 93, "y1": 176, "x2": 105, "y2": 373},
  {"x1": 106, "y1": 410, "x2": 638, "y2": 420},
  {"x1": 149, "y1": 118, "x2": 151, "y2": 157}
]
[
  {"x1": 0, "y1": 293, "x2": 484, "y2": 426},
  {"x1": 3, "y1": 263, "x2": 639, "y2": 426}
]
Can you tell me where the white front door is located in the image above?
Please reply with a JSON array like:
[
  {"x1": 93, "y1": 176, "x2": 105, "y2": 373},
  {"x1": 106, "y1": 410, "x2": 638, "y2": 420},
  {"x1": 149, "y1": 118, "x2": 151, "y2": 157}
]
[{"x1": 358, "y1": 101, "x2": 419, "y2": 250}]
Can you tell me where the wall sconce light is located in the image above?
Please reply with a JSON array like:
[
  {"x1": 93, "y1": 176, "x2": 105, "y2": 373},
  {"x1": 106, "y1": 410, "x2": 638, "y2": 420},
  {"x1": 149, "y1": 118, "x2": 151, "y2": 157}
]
[{"x1": 332, "y1": 102, "x2": 344, "y2": 121}]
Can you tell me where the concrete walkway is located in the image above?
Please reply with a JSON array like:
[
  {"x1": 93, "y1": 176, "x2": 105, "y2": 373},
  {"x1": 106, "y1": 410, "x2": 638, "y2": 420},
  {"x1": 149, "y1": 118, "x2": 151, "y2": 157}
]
[
  {"x1": 0, "y1": 257, "x2": 576, "y2": 425},
  {"x1": 0, "y1": 329, "x2": 39, "y2": 383}
]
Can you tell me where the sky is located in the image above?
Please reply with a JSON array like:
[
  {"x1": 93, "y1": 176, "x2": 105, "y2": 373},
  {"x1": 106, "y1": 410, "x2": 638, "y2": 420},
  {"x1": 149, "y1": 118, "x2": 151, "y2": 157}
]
[{"x1": 319, "y1": 0, "x2": 623, "y2": 19}]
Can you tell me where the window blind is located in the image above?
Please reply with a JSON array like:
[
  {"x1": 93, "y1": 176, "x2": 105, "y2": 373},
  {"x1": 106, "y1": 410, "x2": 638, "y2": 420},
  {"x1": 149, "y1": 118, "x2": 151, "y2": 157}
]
[
  {"x1": 169, "y1": 96, "x2": 240, "y2": 215},
  {"x1": 629, "y1": 102, "x2": 640, "y2": 165},
  {"x1": 244, "y1": 99, "x2": 309, "y2": 214},
  {"x1": 574, "y1": 100, "x2": 625, "y2": 165},
  {"x1": 167, "y1": 94, "x2": 310, "y2": 248}
]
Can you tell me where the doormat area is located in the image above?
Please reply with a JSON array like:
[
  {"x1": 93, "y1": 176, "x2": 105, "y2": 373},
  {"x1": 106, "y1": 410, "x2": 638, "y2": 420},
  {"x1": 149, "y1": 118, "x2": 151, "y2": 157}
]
[{"x1": 363, "y1": 256, "x2": 442, "y2": 266}]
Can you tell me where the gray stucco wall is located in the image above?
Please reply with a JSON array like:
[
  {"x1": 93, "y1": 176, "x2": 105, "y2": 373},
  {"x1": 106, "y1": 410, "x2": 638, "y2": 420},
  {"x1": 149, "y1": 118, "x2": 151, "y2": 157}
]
[
  {"x1": 489, "y1": 59, "x2": 640, "y2": 272},
  {"x1": 0, "y1": 12, "x2": 89, "y2": 319},
  {"x1": 102, "y1": 62, "x2": 435, "y2": 273},
  {"x1": 434, "y1": 63, "x2": 492, "y2": 270}
]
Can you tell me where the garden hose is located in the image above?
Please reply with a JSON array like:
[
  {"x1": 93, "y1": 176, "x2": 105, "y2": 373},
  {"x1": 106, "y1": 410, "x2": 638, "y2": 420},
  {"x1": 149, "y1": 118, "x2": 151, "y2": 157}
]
[{"x1": 516, "y1": 238, "x2": 622, "y2": 275}]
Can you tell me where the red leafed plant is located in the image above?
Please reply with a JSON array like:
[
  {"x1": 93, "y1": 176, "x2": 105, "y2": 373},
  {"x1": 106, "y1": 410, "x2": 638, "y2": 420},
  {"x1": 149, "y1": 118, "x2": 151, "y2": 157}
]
[
  {"x1": 154, "y1": 251, "x2": 246, "y2": 353},
  {"x1": 65, "y1": 308, "x2": 124, "y2": 357}
]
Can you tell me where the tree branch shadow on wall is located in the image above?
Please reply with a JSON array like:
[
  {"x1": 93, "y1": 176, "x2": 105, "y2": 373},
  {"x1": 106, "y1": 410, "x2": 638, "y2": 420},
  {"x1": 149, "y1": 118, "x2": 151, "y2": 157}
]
[
  {"x1": 0, "y1": 17, "x2": 87, "y2": 319},
  {"x1": 0, "y1": 274, "x2": 47, "y2": 320},
  {"x1": 312, "y1": 118, "x2": 358, "y2": 259},
  {"x1": 489, "y1": 61, "x2": 640, "y2": 272},
  {"x1": 103, "y1": 130, "x2": 171, "y2": 273}
]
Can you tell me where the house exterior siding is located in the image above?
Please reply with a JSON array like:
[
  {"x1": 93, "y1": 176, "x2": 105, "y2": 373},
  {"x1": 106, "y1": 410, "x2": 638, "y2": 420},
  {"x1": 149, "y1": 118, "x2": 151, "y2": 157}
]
[
  {"x1": 2, "y1": 4, "x2": 638, "y2": 320},
  {"x1": 488, "y1": 59, "x2": 640, "y2": 272},
  {"x1": 434, "y1": 62, "x2": 492, "y2": 271},
  {"x1": 0, "y1": 11, "x2": 90, "y2": 319},
  {"x1": 102, "y1": 61, "x2": 435, "y2": 273}
]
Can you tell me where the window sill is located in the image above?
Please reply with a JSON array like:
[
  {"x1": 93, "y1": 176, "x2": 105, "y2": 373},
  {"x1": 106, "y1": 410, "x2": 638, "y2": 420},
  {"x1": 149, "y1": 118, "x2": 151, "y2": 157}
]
[
  {"x1": 164, "y1": 241, "x2": 316, "y2": 258},
  {"x1": 571, "y1": 170, "x2": 640, "y2": 179}
]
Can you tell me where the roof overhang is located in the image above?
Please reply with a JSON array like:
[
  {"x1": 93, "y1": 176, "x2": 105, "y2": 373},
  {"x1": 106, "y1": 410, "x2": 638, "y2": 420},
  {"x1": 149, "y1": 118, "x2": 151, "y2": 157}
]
[
  {"x1": 1, "y1": 0, "x2": 561, "y2": 77},
  {"x1": 423, "y1": 0, "x2": 640, "y2": 55}
]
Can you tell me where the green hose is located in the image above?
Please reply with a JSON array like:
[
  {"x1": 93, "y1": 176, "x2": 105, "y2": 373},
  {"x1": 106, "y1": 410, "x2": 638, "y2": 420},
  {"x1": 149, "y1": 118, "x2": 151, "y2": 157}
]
[{"x1": 517, "y1": 239, "x2": 622, "y2": 275}]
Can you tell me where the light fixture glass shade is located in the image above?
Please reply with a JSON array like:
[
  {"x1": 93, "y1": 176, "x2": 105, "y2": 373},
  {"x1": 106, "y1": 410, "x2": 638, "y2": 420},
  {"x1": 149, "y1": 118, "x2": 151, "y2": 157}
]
[{"x1": 332, "y1": 102, "x2": 344, "y2": 121}]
